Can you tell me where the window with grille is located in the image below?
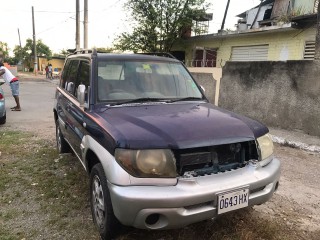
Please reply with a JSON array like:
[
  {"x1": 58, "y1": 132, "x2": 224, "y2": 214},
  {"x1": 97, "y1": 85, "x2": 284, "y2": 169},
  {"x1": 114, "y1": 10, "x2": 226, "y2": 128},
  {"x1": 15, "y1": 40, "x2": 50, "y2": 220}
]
[
  {"x1": 193, "y1": 48, "x2": 217, "y2": 67},
  {"x1": 304, "y1": 41, "x2": 315, "y2": 60},
  {"x1": 314, "y1": 0, "x2": 319, "y2": 13},
  {"x1": 231, "y1": 45, "x2": 269, "y2": 61}
]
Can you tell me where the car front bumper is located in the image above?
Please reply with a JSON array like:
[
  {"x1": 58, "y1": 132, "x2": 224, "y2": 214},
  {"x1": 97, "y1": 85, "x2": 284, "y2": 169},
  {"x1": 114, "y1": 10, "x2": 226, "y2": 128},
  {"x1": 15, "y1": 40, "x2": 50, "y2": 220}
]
[{"x1": 108, "y1": 158, "x2": 281, "y2": 230}]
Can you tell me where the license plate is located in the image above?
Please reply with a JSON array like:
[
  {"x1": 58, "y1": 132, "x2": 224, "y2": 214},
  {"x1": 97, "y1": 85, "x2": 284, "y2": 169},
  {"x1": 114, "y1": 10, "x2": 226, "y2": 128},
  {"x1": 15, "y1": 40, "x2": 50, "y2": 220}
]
[{"x1": 217, "y1": 188, "x2": 249, "y2": 214}]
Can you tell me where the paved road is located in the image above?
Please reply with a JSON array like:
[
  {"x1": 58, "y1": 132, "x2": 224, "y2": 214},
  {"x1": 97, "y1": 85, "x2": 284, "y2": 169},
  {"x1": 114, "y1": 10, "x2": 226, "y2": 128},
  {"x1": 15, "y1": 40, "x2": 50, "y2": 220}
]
[{"x1": 0, "y1": 77, "x2": 58, "y2": 140}]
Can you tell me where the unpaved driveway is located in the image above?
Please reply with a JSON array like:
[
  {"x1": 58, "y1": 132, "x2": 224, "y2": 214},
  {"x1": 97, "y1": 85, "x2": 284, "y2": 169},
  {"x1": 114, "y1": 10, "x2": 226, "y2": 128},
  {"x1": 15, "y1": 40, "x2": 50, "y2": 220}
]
[
  {"x1": 1, "y1": 78, "x2": 320, "y2": 239},
  {"x1": 256, "y1": 145, "x2": 320, "y2": 234}
]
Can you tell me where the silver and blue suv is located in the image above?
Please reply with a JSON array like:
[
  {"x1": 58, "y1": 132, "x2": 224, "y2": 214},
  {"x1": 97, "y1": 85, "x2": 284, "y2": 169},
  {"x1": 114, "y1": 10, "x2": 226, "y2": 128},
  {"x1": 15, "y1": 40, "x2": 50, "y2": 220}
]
[{"x1": 54, "y1": 49, "x2": 281, "y2": 240}]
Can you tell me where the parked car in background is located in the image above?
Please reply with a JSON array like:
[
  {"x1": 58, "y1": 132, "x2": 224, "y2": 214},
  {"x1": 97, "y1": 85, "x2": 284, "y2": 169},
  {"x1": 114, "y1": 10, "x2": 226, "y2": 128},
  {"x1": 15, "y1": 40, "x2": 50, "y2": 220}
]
[
  {"x1": 0, "y1": 79, "x2": 6, "y2": 124},
  {"x1": 54, "y1": 49, "x2": 281, "y2": 240}
]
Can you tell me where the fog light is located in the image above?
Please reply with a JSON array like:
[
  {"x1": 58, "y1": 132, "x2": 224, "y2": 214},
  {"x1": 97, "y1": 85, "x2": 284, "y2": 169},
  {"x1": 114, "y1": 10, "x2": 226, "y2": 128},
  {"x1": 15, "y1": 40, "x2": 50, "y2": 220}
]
[{"x1": 145, "y1": 214, "x2": 160, "y2": 225}]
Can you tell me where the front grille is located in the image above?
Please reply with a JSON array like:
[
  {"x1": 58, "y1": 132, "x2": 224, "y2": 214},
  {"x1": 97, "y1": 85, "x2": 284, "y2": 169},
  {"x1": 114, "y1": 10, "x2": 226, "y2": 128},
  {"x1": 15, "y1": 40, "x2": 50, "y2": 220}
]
[{"x1": 173, "y1": 141, "x2": 258, "y2": 177}]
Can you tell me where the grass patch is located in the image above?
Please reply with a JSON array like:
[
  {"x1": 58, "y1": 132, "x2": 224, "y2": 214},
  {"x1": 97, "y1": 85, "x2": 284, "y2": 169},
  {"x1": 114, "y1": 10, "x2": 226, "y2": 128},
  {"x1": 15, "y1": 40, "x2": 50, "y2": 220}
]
[
  {"x1": 0, "y1": 130, "x2": 98, "y2": 239},
  {"x1": 0, "y1": 227, "x2": 19, "y2": 240}
]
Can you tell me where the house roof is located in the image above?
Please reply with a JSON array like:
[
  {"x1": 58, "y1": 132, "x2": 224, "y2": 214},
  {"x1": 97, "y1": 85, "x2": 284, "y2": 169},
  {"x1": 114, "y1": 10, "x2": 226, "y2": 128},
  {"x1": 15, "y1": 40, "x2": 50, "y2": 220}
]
[
  {"x1": 291, "y1": 13, "x2": 317, "y2": 22},
  {"x1": 186, "y1": 23, "x2": 295, "y2": 42},
  {"x1": 236, "y1": 0, "x2": 275, "y2": 18},
  {"x1": 291, "y1": 13, "x2": 317, "y2": 28}
]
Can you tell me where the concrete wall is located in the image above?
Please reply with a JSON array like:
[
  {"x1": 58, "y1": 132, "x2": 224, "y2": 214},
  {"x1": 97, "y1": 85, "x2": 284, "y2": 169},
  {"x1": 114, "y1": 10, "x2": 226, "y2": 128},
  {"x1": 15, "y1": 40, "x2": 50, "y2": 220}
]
[
  {"x1": 188, "y1": 67, "x2": 222, "y2": 105},
  {"x1": 191, "y1": 72, "x2": 216, "y2": 103},
  {"x1": 219, "y1": 61, "x2": 320, "y2": 136},
  {"x1": 184, "y1": 26, "x2": 316, "y2": 67}
]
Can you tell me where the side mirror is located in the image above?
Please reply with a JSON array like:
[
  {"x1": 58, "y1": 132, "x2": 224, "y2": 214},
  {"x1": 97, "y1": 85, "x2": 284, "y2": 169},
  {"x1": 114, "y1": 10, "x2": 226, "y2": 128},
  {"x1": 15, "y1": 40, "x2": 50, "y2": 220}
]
[
  {"x1": 200, "y1": 85, "x2": 205, "y2": 93},
  {"x1": 77, "y1": 84, "x2": 86, "y2": 106},
  {"x1": 67, "y1": 82, "x2": 74, "y2": 93}
]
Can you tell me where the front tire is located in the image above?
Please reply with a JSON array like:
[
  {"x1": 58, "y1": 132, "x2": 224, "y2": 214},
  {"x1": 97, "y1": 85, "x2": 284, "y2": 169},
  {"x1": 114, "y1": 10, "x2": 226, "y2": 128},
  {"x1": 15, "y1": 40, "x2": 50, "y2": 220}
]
[
  {"x1": 0, "y1": 113, "x2": 6, "y2": 124},
  {"x1": 55, "y1": 119, "x2": 70, "y2": 153},
  {"x1": 90, "y1": 163, "x2": 120, "y2": 240}
]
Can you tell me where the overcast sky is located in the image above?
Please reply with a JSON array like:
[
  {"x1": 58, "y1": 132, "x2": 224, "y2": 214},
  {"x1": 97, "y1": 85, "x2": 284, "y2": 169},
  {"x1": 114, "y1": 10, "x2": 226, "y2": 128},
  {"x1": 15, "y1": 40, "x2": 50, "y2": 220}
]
[{"x1": 1, "y1": 0, "x2": 260, "y2": 54}]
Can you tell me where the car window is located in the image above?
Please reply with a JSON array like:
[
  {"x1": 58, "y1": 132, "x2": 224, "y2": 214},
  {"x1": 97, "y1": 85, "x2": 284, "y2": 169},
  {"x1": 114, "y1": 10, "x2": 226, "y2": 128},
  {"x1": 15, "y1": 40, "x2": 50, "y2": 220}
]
[
  {"x1": 75, "y1": 61, "x2": 90, "y2": 101},
  {"x1": 75, "y1": 61, "x2": 90, "y2": 90},
  {"x1": 97, "y1": 60, "x2": 203, "y2": 102},
  {"x1": 60, "y1": 59, "x2": 71, "y2": 88},
  {"x1": 98, "y1": 62, "x2": 124, "y2": 81},
  {"x1": 64, "y1": 60, "x2": 80, "y2": 95}
]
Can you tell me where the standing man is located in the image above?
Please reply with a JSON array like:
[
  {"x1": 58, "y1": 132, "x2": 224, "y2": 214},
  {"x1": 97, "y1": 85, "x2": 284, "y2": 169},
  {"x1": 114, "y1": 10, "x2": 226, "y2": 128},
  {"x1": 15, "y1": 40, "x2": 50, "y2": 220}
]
[
  {"x1": 45, "y1": 65, "x2": 49, "y2": 79},
  {"x1": 0, "y1": 62, "x2": 21, "y2": 111},
  {"x1": 48, "y1": 64, "x2": 53, "y2": 80}
]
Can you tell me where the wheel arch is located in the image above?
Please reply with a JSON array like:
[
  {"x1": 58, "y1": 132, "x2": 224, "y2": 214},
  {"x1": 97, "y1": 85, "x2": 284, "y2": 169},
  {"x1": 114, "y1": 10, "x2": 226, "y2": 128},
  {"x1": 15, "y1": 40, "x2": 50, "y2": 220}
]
[
  {"x1": 81, "y1": 135, "x2": 130, "y2": 185},
  {"x1": 85, "y1": 149, "x2": 100, "y2": 174}
]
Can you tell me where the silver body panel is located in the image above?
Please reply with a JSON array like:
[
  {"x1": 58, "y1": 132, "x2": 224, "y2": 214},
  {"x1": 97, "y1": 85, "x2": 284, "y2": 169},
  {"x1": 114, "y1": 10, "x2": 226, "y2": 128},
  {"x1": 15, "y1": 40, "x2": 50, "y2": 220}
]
[{"x1": 108, "y1": 158, "x2": 280, "y2": 229}]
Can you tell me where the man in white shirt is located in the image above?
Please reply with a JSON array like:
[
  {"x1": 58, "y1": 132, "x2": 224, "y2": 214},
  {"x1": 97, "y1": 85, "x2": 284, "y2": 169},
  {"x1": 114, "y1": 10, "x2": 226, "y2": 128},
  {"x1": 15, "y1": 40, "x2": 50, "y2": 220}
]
[{"x1": 0, "y1": 62, "x2": 21, "y2": 111}]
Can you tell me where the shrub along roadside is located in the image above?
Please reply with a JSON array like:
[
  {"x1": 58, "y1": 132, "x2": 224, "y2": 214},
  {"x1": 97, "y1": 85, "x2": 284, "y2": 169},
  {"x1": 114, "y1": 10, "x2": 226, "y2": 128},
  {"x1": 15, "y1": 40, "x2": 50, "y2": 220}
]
[{"x1": 0, "y1": 130, "x2": 318, "y2": 240}]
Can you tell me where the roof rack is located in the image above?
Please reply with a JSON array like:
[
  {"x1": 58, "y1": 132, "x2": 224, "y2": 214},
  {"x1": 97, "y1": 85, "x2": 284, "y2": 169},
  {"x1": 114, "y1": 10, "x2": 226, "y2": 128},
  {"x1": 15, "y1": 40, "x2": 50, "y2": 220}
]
[
  {"x1": 137, "y1": 52, "x2": 176, "y2": 59},
  {"x1": 66, "y1": 48, "x2": 98, "y2": 57},
  {"x1": 73, "y1": 49, "x2": 96, "y2": 55}
]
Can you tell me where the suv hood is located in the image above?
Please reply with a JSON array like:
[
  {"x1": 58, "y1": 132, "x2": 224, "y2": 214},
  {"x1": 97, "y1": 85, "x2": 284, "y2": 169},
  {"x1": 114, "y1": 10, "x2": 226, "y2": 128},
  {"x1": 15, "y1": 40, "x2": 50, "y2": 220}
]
[{"x1": 94, "y1": 102, "x2": 268, "y2": 149}]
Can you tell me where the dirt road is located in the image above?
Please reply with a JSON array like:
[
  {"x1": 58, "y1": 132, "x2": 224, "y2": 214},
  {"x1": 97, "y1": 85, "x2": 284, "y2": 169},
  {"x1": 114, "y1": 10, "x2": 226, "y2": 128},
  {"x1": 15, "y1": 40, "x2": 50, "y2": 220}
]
[{"x1": 1, "y1": 78, "x2": 320, "y2": 239}]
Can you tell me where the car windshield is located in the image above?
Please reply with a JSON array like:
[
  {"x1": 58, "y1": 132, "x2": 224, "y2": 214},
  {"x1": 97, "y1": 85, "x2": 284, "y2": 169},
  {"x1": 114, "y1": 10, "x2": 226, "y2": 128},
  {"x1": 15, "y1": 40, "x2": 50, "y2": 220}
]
[{"x1": 96, "y1": 60, "x2": 203, "y2": 103}]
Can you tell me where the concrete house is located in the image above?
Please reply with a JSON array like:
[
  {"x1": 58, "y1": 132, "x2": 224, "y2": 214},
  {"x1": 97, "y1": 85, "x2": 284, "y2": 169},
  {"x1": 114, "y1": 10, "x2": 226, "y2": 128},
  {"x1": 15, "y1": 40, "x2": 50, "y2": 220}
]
[
  {"x1": 181, "y1": 0, "x2": 318, "y2": 67},
  {"x1": 37, "y1": 56, "x2": 65, "y2": 75}
]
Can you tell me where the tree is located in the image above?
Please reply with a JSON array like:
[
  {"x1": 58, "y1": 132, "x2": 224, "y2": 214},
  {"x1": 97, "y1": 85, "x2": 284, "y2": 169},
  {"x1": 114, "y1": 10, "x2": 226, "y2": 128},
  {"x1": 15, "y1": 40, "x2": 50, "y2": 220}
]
[
  {"x1": 114, "y1": 0, "x2": 209, "y2": 53},
  {"x1": 0, "y1": 41, "x2": 9, "y2": 60},
  {"x1": 13, "y1": 38, "x2": 52, "y2": 69},
  {"x1": 53, "y1": 49, "x2": 69, "y2": 58},
  {"x1": 96, "y1": 47, "x2": 115, "y2": 53}
]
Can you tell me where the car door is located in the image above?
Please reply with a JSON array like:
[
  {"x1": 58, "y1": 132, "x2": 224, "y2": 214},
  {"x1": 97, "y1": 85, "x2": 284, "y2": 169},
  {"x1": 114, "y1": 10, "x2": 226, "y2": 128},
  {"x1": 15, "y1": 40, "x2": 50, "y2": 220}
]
[
  {"x1": 56, "y1": 59, "x2": 74, "y2": 142},
  {"x1": 65, "y1": 60, "x2": 91, "y2": 158},
  {"x1": 57, "y1": 59, "x2": 80, "y2": 151}
]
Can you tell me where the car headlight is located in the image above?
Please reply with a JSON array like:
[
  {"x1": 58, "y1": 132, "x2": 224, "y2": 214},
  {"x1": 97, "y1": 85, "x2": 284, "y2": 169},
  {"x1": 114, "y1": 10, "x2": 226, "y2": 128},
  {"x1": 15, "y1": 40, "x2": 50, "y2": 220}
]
[
  {"x1": 115, "y1": 149, "x2": 177, "y2": 178},
  {"x1": 257, "y1": 134, "x2": 274, "y2": 161}
]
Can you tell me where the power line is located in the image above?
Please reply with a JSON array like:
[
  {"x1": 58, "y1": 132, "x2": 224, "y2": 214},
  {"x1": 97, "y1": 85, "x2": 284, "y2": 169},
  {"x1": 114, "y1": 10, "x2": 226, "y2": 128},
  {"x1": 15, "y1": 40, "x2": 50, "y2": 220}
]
[
  {"x1": 35, "y1": 10, "x2": 76, "y2": 13},
  {"x1": 36, "y1": 15, "x2": 75, "y2": 35}
]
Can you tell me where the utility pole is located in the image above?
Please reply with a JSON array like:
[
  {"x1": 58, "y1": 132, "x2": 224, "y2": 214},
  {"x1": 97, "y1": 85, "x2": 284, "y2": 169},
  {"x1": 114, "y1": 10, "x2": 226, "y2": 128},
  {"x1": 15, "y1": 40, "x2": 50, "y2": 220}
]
[
  {"x1": 220, "y1": 0, "x2": 231, "y2": 31},
  {"x1": 84, "y1": 0, "x2": 88, "y2": 49},
  {"x1": 17, "y1": 28, "x2": 22, "y2": 49},
  {"x1": 17, "y1": 28, "x2": 23, "y2": 67},
  {"x1": 32, "y1": 6, "x2": 37, "y2": 75},
  {"x1": 76, "y1": 0, "x2": 80, "y2": 50}
]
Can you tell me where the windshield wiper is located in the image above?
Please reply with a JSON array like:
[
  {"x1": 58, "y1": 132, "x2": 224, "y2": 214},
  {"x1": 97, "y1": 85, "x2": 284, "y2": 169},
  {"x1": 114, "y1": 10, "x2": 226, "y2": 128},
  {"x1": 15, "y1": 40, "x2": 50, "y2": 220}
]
[
  {"x1": 168, "y1": 97, "x2": 204, "y2": 103},
  {"x1": 109, "y1": 97, "x2": 168, "y2": 106}
]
